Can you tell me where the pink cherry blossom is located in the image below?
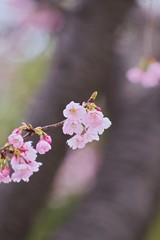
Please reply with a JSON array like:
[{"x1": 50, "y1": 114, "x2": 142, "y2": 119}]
[
  {"x1": 0, "y1": 174, "x2": 11, "y2": 183},
  {"x1": 28, "y1": 161, "x2": 42, "y2": 172},
  {"x1": 20, "y1": 141, "x2": 37, "y2": 162},
  {"x1": 83, "y1": 129, "x2": 100, "y2": 143},
  {"x1": 148, "y1": 62, "x2": 160, "y2": 77},
  {"x1": 11, "y1": 154, "x2": 42, "y2": 182},
  {"x1": 11, "y1": 156, "x2": 28, "y2": 171},
  {"x1": 63, "y1": 101, "x2": 86, "y2": 121},
  {"x1": 93, "y1": 117, "x2": 112, "y2": 135},
  {"x1": 141, "y1": 71, "x2": 159, "y2": 88},
  {"x1": 8, "y1": 133, "x2": 24, "y2": 148},
  {"x1": 126, "y1": 61, "x2": 160, "y2": 88},
  {"x1": 36, "y1": 140, "x2": 51, "y2": 154},
  {"x1": 142, "y1": 62, "x2": 160, "y2": 87},
  {"x1": 126, "y1": 67, "x2": 144, "y2": 83},
  {"x1": 0, "y1": 168, "x2": 11, "y2": 183},
  {"x1": 12, "y1": 169, "x2": 33, "y2": 182},
  {"x1": 67, "y1": 135, "x2": 86, "y2": 150},
  {"x1": 85, "y1": 110, "x2": 104, "y2": 128},
  {"x1": 22, "y1": 141, "x2": 33, "y2": 150},
  {"x1": 63, "y1": 119, "x2": 84, "y2": 135},
  {"x1": 41, "y1": 134, "x2": 52, "y2": 144}
]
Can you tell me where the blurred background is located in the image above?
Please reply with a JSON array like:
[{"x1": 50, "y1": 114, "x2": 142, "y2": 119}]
[{"x1": 0, "y1": 0, "x2": 160, "y2": 239}]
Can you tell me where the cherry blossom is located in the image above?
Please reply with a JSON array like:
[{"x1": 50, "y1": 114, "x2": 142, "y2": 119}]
[
  {"x1": 67, "y1": 135, "x2": 86, "y2": 150},
  {"x1": 12, "y1": 169, "x2": 33, "y2": 183},
  {"x1": 63, "y1": 101, "x2": 86, "y2": 121},
  {"x1": 63, "y1": 100, "x2": 112, "y2": 149},
  {"x1": 8, "y1": 132, "x2": 24, "y2": 148},
  {"x1": 0, "y1": 91, "x2": 112, "y2": 183},
  {"x1": 11, "y1": 154, "x2": 42, "y2": 182},
  {"x1": 126, "y1": 59, "x2": 160, "y2": 88},
  {"x1": 21, "y1": 141, "x2": 37, "y2": 162},
  {"x1": 63, "y1": 118, "x2": 84, "y2": 135},
  {"x1": 0, "y1": 168, "x2": 11, "y2": 183},
  {"x1": 85, "y1": 110, "x2": 104, "y2": 128},
  {"x1": 36, "y1": 140, "x2": 51, "y2": 154}
]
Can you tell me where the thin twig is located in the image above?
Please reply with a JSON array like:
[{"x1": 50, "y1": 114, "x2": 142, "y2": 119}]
[{"x1": 0, "y1": 120, "x2": 65, "y2": 153}]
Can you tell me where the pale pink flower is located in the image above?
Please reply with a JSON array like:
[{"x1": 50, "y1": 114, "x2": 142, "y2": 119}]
[
  {"x1": 0, "y1": 168, "x2": 11, "y2": 183},
  {"x1": 11, "y1": 156, "x2": 28, "y2": 171},
  {"x1": 11, "y1": 154, "x2": 41, "y2": 174},
  {"x1": 141, "y1": 71, "x2": 159, "y2": 87},
  {"x1": 28, "y1": 161, "x2": 42, "y2": 172},
  {"x1": 2, "y1": 168, "x2": 10, "y2": 177},
  {"x1": 12, "y1": 169, "x2": 33, "y2": 182},
  {"x1": 148, "y1": 62, "x2": 160, "y2": 77},
  {"x1": 126, "y1": 67, "x2": 144, "y2": 83},
  {"x1": 93, "y1": 117, "x2": 112, "y2": 135},
  {"x1": 0, "y1": 174, "x2": 11, "y2": 183},
  {"x1": 85, "y1": 110, "x2": 104, "y2": 128},
  {"x1": 141, "y1": 62, "x2": 160, "y2": 87},
  {"x1": 83, "y1": 129, "x2": 100, "y2": 143},
  {"x1": 8, "y1": 133, "x2": 24, "y2": 148},
  {"x1": 36, "y1": 140, "x2": 51, "y2": 154},
  {"x1": 20, "y1": 141, "x2": 37, "y2": 162},
  {"x1": 63, "y1": 101, "x2": 86, "y2": 121},
  {"x1": 22, "y1": 141, "x2": 33, "y2": 150},
  {"x1": 11, "y1": 154, "x2": 41, "y2": 182},
  {"x1": 67, "y1": 135, "x2": 86, "y2": 150},
  {"x1": 63, "y1": 119, "x2": 84, "y2": 135},
  {"x1": 21, "y1": 149, "x2": 37, "y2": 162},
  {"x1": 126, "y1": 61, "x2": 160, "y2": 88}
]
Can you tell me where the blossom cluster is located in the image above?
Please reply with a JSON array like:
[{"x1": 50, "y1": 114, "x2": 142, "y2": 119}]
[
  {"x1": 0, "y1": 92, "x2": 112, "y2": 184},
  {"x1": 62, "y1": 101, "x2": 111, "y2": 149},
  {"x1": 126, "y1": 58, "x2": 160, "y2": 88},
  {"x1": 0, "y1": 125, "x2": 52, "y2": 183}
]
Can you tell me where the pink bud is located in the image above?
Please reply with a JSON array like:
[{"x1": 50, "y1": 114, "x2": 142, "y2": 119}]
[
  {"x1": 8, "y1": 133, "x2": 24, "y2": 148},
  {"x1": 41, "y1": 134, "x2": 52, "y2": 144},
  {"x1": 36, "y1": 140, "x2": 51, "y2": 154}
]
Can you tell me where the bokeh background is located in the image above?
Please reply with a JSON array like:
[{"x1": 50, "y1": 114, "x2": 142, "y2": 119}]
[{"x1": 1, "y1": 0, "x2": 160, "y2": 239}]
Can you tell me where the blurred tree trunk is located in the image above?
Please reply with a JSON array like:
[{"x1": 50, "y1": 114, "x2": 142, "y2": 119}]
[{"x1": 1, "y1": 1, "x2": 160, "y2": 240}]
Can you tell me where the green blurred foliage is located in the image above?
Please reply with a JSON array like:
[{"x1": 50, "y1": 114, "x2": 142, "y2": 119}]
[
  {"x1": 28, "y1": 197, "x2": 80, "y2": 240},
  {"x1": 145, "y1": 205, "x2": 160, "y2": 240},
  {"x1": 0, "y1": 51, "x2": 52, "y2": 145}
]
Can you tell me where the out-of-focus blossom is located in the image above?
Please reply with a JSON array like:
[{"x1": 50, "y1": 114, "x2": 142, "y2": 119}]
[
  {"x1": 126, "y1": 59, "x2": 160, "y2": 88},
  {"x1": 0, "y1": 0, "x2": 64, "y2": 62}
]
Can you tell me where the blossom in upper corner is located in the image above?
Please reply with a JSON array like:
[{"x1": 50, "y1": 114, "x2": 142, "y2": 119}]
[
  {"x1": 126, "y1": 58, "x2": 160, "y2": 88},
  {"x1": 63, "y1": 100, "x2": 112, "y2": 150}
]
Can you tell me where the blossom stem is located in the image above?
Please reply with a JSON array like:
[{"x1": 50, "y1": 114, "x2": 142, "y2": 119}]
[
  {"x1": 0, "y1": 120, "x2": 65, "y2": 153},
  {"x1": 41, "y1": 120, "x2": 65, "y2": 131}
]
